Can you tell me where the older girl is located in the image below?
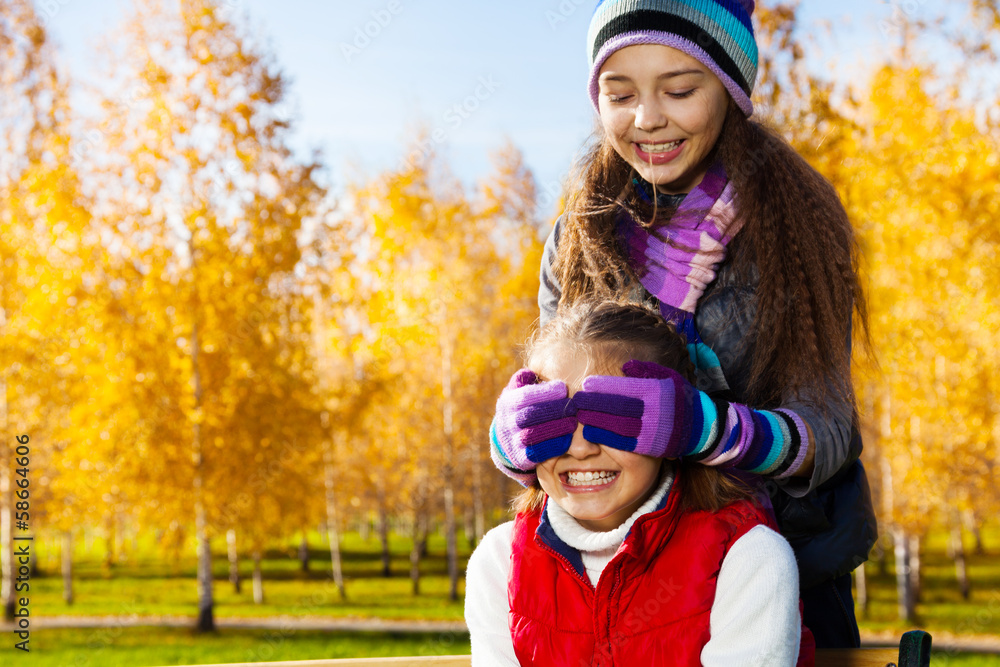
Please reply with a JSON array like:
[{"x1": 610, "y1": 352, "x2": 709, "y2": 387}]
[{"x1": 491, "y1": 0, "x2": 876, "y2": 649}]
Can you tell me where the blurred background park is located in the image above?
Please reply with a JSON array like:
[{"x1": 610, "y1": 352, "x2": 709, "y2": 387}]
[{"x1": 1, "y1": 0, "x2": 1000, "y2": 664}]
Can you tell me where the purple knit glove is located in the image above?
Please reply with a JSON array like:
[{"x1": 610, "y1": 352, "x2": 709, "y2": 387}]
[
  {"x1": 489, "y1": 368, "x2": 577, "y2": 486},
  {"x1": 573, "y1": 360, "x2": 696, "y2": 458}
]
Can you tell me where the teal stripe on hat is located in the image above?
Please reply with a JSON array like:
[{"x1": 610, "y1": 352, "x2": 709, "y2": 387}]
[{"x1": 588, "y1": 0, "x2": 757, "y2": 90}]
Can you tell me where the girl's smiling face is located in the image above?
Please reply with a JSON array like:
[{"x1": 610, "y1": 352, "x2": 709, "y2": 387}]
[
  {"x1": 530, "y1": 344, "x2": 663, "y2": 532},
  {"x1": 597, "y1": 43, "x2": 730, "y2": 195}
]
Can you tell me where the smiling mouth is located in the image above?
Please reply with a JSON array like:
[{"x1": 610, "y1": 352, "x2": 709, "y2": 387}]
[
  {"x1": 560, "y1": 470, "x2": 619, "y2": 487},
  {"x1": 636, "y1": 139, "x2": 683, "y2": 153}
]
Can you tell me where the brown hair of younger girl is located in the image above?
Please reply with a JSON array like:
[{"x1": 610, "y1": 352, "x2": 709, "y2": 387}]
[
  {"x1": 551, "y1": 99, "x2": 871, "y2": 411},
  {"x1": 512, "y1": 299, "x2": 755, "y2": 516}
]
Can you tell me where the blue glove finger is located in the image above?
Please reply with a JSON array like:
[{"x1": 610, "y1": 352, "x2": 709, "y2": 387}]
[
  {"x1": 582, "y1": 425, "x2": 639, "y2": 453},
  {"x1": 525, "y1": 433, "x2": 573, "y2": 463}
]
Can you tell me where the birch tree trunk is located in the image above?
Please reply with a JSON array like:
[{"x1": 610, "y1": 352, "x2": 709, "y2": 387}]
[
  {"x1": 191, "y1": 287, "x2": 214, "y2": 632},
  {"x1": 252, "y1": 550, "x2": 264, "y2": 604},
  {"x1": 103, "y1": 512, "x2": 115, "y2": 573},
  {"x1": 877, "y1": 536, "x2": 889, "y2": 577},
  {"x1": 409, "y1": 476, "x2": 427, "y2": 596},
  {"x1": 894, "y1": 528, "x2": 915, "y2": 623},
  {"x1": 964, "y1": 509, "x2": 984, "y2": 556},
  {"x1": 417, "y1": 513, "x2": 429, "y2": 559},
  {"x1": 439, "y1": 302, "x2": 459, "y2": 602},
  {"x1": 377, "y1": 480, "x2": 391, "y2": 578},
  {"x1": 226, "y1": 529, "x2": 240, "y2": 594},
  {"x1": 410, "y1": 507, "x2": 423, "y2": 596},
  {"x1": 299, "y1": 531, "x2": 309, "y2": 573},
  {"x1": 313, "y1": 288, "x2": 345, "y2": 596},
  {"x1": 854, "y1": 563, "x2": 867, "y2": 618},
  {"x1": 878, "y1": 391, "x2": 894, "y2": 581},
  {"x1": 322, "y1": 424, "x2": 346, "y2": 599},
  {"x1": 908, "y1": 534, "x2": 922, "y2": 604},
  {"x1": 62, "y1": 530, "x2": 74, "y2": 605},
  {"x1": 952, "y1": 523, "x2": 970, "y2": 600},
  {"x1": 473, "y1": 453, "x2": 485, "y2": 546},
  {"x1": 1, "y1": 315, "x2": 15, "y2": 621}
]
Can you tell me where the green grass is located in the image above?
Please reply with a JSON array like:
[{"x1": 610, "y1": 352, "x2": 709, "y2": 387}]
[
  {"x1": 928, "y1": 654, "x2": 1000, "y2": 666},
  {"x1": 0, "y1": 627, "x2": 471, "y2": 666},
  {"x1": 23, "y1": 528, "x2": 472, "y2": 620},
  {"x1": 7, "y1": 522, "x2": 999, "y2": 664},
  {"x1": 855, "y1": 525, "x2": 1000, "y2": 637}
]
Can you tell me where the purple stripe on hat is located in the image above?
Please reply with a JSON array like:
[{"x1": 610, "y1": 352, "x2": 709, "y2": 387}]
[
  {"x1": 577, "y1": 410, "x2": 642, "y2": 438},
  {"x1": 588, "y1": 32, "x2": 753, "y2": 117}
]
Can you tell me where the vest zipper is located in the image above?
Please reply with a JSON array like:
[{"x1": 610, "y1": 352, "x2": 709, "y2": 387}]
[
  {"x1": 534, "y1": 535, "x2": 596, "y2": 592},
  {"x1": 602, "y1": 563, "x2": 624, "y2": 666}
]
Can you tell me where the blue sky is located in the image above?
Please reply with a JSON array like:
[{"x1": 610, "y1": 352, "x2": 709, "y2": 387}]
[{"x1": 42, "y1": 0, "x2": 941, "y2": 220}]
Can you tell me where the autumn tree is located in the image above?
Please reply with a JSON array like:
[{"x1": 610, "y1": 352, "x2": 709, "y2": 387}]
[
  {"x1": 0, "y1": 0, "x2": 94, "y2": 618},
  {"x1": 753, "y1": 0, "x2": 1000, "y2": 620},
  {"x1": 87, "y1": 0, "x2": 324, "y2": 631},
  {"x1": 323, "y1": 129, "x2": 545, "y2": 600}
]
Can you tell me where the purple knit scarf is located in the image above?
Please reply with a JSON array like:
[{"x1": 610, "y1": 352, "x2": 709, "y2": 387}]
[{"x1": 618, "y1": 162, "x2": 743, "y2": 387}]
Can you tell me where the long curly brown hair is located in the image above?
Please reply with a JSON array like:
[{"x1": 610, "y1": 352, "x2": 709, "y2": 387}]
[{"x1": 552, "y1": 99, "x2": 870, "y2": 409}]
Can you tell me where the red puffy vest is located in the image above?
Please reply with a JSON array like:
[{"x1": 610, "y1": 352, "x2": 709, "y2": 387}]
[{"x1": 507, "y1": 473, "x2": 816, "y2": 666}]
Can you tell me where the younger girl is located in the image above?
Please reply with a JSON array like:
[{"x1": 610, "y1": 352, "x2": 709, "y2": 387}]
[{"x1": 468, "y1": 300, "x2": 815, "y2": 666}]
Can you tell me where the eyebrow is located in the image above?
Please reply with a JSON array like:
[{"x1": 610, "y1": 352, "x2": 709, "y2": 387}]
[{"x1": 600, "y1": 69, "x2": 704, "y2": 83}]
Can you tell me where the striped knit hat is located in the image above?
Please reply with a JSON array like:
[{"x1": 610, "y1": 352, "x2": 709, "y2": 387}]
[{"x1": 587, "y1": 0, "x2": 758, "y2": 117}]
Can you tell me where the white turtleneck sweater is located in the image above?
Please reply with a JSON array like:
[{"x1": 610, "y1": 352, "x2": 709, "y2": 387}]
[{"x1": 465, "y1": 470, "x2": 802, "y2": 666}]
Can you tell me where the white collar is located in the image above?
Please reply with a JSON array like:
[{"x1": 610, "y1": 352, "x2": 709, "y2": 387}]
[{"x1": 545, "y1": 463, "x2": 675, "y2": 553}]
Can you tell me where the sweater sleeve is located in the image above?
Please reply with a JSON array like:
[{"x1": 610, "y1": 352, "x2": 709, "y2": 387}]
[
  {"x1": 685, "y1": 315, "x2": 859, "y2": 497},
  {"x1": 465, "y1": 521, "x2": 519, "y2": 667},
  {"x1": 772, "y1": 312, "x2": 859, "y2": 496},
  {"x1": 701, "y1": 525, "x2": 802, "y2": 667}
]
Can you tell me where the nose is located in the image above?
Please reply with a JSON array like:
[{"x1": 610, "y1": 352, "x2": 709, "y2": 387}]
[
  {"x1": 565, "y1": 422, "x2": 601, "y2": 459},
  {"x1": 634, "y1": 98, "x2": 666, "y2": 133}
]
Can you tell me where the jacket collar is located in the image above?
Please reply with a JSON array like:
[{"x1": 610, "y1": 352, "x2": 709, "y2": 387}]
[
  {"x1": 534, "y1": 465, "x2": 679, "y2": 580},
  {"x1": 632, "y1": 175, "x2": 688, "y2": 208}
]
